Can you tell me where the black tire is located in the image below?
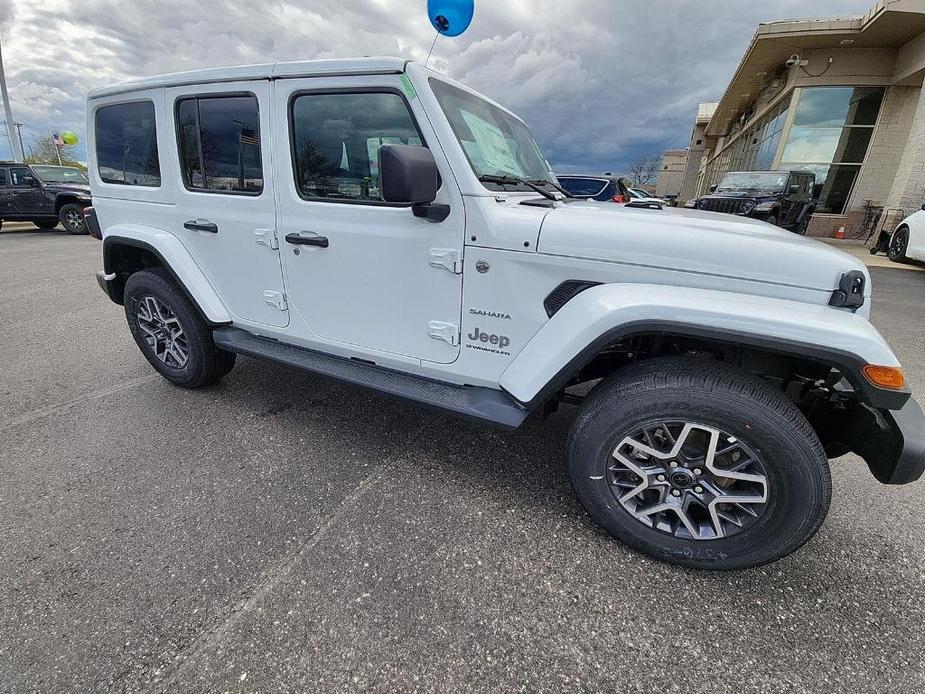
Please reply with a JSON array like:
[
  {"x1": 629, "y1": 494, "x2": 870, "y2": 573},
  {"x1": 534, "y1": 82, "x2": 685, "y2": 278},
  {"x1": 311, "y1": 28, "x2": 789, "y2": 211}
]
[
  {"x1": 792, "y1": 217, "x2": 808, "y2": 235},
  {"x1": 34, "y1": 219, "x2": 59, "y2": 230},
  {"x1": 124, "y1": 268, "x2": 236, "y2": 388},
  {"x1": 764, "y1": 215, "x2": 778, "y2": 227},
  {"x1": 888, "y1": 226, "x2": 909, "y2": 263},
  {"x1": 58, "y1": 203, "x2": 87, "y2": 234},
  {"x1": 567, "y1": 357, "x2": 831, "y2": 571}
]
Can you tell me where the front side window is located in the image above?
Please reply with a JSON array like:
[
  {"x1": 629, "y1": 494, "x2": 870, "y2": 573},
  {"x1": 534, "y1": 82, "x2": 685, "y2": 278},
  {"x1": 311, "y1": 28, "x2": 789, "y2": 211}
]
[
  {"x1": 95, "y1": 101, "x2": 161, "y2": 186},
  {"x1": 430, "y1": 78, "x2": 554, "y2": 192},
  {"x1": 290, "y1": 91, "x2": 422, "y2": 202},
  {"x1": 176, "y1": 94, "x2": 263, "y2": 194},
  {"x1": 9, "y1": 167, "x2": 33, "y2": 187}
]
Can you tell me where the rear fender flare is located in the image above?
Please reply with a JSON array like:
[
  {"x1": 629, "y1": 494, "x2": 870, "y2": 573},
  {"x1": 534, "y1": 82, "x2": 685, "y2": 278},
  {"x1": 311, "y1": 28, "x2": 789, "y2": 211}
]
[{"x1": 103, "y1": 226, "x2": 231, "y2": 324}]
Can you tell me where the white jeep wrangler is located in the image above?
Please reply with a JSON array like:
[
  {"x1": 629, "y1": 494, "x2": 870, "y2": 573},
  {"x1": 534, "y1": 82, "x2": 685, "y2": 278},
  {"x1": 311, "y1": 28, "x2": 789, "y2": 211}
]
[{"x1": 87, "y1": 58, "x2": 924, "y2": 570}]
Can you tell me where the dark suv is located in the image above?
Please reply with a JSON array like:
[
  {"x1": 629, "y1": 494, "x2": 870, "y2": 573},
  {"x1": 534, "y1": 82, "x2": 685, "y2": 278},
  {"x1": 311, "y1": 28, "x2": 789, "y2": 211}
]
[
  {"x1": 0, "y1": 163, "x2": 91, "y2": 233},
  {"x1": 689, "y1": 170, "x2": 816, "y2": 235}
]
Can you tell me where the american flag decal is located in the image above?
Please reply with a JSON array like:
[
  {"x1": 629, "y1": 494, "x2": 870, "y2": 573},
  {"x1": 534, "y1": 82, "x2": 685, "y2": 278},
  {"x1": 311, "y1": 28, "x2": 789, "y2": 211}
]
[
  {"x1": 53, "y1": 132, "x2": 64, "y2": 146},
  {"x1": 239, "y1": 127, "x2": 259, "y2": 146}
]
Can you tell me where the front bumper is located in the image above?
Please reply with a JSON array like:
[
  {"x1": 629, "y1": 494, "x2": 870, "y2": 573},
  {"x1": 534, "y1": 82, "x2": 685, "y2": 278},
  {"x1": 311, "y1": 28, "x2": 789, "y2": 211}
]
[{"x1": 845, "y1": 397, "x2": 925, "y2": 484}]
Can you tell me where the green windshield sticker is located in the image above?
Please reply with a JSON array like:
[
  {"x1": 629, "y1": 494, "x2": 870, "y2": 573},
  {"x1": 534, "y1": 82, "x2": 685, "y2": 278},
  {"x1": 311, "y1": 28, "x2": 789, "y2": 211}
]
[
  {"x1": 460, "y1": 109, "x2": 525, "y2": 177},
  {"x1": 400, "y1": 74, "x2": 417, "y2": 100}
]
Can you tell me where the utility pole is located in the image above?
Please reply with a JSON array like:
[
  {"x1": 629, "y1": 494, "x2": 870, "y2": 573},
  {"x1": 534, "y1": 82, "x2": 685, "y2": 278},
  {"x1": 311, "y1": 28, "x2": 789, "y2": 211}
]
[
  {"x1": 13, "y1": 122, "x2": 25, "y2": 160},
  {"x1": 0, "y1": 31, "x2": 24, "y2": 162}
]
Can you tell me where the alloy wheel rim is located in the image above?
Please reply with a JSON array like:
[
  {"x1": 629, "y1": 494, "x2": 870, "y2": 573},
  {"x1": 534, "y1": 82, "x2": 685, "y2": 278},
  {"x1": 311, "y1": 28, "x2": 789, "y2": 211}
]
[
  {"x1": 136, "y1": 295, "x2": 189, "y2": 368},
  {"x1": 65, "y1": 209, "x2": 82, "y2": 229},
  {"x1": 607, "y1": 420, "x2": 769, "y2": 540},
  {"x1": 889, "y1": 230, "x2": 906, "y2": 257}
]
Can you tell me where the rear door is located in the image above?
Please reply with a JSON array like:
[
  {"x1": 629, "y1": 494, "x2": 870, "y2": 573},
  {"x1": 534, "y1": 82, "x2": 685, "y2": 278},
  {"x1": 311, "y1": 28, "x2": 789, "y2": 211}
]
[
  {"x1": 165, "y1": 81, "x2": 288, "y2": 328},
  {"x1": 0, "y1": 168, "x2": 10, "y2": 215}
]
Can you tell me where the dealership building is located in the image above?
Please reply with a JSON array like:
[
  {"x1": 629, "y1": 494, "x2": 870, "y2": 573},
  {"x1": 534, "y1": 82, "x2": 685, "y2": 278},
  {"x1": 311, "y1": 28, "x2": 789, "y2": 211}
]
[{"x1": 668, "y1": 0, "x2": 925, "y2": 237}]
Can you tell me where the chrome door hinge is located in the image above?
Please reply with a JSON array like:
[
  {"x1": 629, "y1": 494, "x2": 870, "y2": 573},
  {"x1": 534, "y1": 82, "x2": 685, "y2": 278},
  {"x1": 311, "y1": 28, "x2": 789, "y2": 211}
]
[
  {"x1": 264, "y1": 290, "x2": 288, "y2": 311},
  {"x1": 429, "y1": 248, "x2": 462, "y2": 274},
  {"x1": 255, "y1": 228, "x2": 279, "y2": 250},
  {"x1": 428, "y1": 321, "x2": 460, "y2": 346}
]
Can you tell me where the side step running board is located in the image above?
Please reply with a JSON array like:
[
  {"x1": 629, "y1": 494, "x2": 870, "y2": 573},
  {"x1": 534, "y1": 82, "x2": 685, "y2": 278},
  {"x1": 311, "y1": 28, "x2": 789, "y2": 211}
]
[{"x1": 212, "y1": 327, "x2": 529, "y2": 428}]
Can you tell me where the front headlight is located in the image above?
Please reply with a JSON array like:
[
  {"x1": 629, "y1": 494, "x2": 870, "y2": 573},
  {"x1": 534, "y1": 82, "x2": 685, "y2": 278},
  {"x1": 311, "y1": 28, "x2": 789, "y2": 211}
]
[
  {"x1": 740, "y1": 200, "x2": 756, "y2": 213},
  {"x1": 684, "y1": 199, "x2": 697, "y2": 209}
]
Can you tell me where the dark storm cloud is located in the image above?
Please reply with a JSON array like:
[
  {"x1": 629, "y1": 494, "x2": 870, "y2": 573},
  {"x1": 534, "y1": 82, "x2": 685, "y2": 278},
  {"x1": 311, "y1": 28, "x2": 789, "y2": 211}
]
[{"x1": 0, "y1": 0, "x2": 874, "y2": 172}]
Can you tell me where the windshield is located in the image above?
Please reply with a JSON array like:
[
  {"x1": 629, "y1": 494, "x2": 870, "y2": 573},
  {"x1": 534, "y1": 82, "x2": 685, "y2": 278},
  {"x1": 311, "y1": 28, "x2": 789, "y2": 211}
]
[
  {"x1": 31, "y1": 166, "x2": 88, "y2": 184},
  {"x1": 429, "y1": 78, "x2": 554, "y2": 192},
  {"x1": 716, "y1": 171, "x2": 787, "y2": 193}
]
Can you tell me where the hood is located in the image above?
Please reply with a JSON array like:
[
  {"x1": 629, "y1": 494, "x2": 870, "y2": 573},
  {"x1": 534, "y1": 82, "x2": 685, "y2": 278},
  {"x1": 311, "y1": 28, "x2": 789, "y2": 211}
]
[
  {"x1": 702, "y1": 190, "x2": 780, "y2": 200},
  {"x1": 537, "y1": 201, "x2": 867, "y2": 295},
  {"x1": 44, "y1": 182, "x2": 91, "y2": 195}
]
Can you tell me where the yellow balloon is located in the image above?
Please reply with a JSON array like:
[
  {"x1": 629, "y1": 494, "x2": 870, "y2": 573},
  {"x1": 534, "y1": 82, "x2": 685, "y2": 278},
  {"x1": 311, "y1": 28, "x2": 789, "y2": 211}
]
[{"x1": 61, "y1": 131, "x2": 78, "y2": 146}]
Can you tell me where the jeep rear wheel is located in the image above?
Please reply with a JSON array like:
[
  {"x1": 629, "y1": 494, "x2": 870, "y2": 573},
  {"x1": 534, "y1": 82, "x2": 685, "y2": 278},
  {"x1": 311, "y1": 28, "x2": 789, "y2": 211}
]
[
  {"x1": 34, "y1": 219, "x2": 59, "y2": 230},
  {"x1": 567, "y1": 358, "x2": 831, "y2": 570},
  {"x1": 124, "y1": 269, "x2": 236, "y2": 388},
  {"x1": 764, "y1": 215, "x2": 778, "y2": 227},
  {"x1": 59, "y1": 203, "x2": 86, "y2": 234}
]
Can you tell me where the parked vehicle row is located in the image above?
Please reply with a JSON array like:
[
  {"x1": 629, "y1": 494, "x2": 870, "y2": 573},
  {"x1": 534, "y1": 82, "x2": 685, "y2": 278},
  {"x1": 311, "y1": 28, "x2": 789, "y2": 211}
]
[
  {"x1": 88, "y1": 58, "x2": 923, "y2": 571},
  {"x1": 0, "y1": 162, "x2": 91, "y2": 233}
]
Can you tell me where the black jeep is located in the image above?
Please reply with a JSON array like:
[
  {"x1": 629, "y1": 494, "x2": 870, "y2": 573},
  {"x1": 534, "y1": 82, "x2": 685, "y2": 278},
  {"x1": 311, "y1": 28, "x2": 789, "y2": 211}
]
[
  {"x1": 689, "y1": 170, "x2": 816, "y2": 235},
  {"x1": 0, "y1": 163, "x2": 91, "y2": 234}
]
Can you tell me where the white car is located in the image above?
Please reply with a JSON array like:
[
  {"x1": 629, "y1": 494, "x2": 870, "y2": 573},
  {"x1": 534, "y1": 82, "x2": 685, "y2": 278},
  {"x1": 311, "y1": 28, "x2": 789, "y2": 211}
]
[
  {"x1": 87, "y1": 57, "x2": 924, "y2": 571},
  {"x1": 888, "y1": 205, "x2": 925, "y2": 263}
]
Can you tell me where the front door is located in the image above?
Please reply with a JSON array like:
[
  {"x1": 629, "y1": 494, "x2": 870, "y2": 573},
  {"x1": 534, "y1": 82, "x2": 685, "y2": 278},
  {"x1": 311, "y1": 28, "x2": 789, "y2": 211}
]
[
  {"x1": 8, "y1": 167, "x2": 49, "y2": 216},
  {"x1": 165, "y1": 81, "x2": 287, "y2": 328},
  {"x1": 273, "y1": 75, "x2": 464, "y2": 363}
]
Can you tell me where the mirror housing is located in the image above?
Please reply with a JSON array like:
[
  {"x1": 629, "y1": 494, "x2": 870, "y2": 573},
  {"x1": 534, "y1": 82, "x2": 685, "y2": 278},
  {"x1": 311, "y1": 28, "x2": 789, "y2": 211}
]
[
  {"x1": 380, "y1": 144, "x2": 438, "y2": 205},
  {"x1": 709, "y1": 184, "x2": 718, "y2": 193},
  {"x1": 25, "y1": 175, "x2": 39, "y2": 187}
]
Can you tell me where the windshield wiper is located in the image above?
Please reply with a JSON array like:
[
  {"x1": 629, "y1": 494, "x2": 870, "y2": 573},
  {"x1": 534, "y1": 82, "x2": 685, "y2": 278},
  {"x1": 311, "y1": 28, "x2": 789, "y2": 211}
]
[
  {"x1": 531, "y1": 178, "x2": 573, "y2": 198},
  {"x1": 478, "y1": 174, "x2": 557, "y2": 201}
]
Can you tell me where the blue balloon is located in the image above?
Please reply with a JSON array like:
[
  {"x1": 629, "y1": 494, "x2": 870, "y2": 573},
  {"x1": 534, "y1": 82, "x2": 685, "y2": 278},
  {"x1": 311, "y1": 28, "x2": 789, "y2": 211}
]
[{"x1": 427, "y1": 0, "x2": 474, "y2": 37}]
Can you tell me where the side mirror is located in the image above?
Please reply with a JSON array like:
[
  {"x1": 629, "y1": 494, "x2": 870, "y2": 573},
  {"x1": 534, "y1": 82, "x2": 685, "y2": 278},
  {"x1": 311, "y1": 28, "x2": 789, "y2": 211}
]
[
  {"x1": 920, "y1": 202, "x2": 925, "y2": 211},
  {"x1": 379, "y1": 144, "x2": 448, "y2": 222},
  {"x1": 709, "y1": 184, "x2": 717, "y2": 193},
  {"x1": 25, "y1": 175, "x2": 39, "y2": 187}
]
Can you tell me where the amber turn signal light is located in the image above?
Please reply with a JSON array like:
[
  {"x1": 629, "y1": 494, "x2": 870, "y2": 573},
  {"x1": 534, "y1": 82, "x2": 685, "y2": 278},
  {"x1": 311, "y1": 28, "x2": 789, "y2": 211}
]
[{"x1": 863, "y1": 364, "x2": 906, "y2": 390}]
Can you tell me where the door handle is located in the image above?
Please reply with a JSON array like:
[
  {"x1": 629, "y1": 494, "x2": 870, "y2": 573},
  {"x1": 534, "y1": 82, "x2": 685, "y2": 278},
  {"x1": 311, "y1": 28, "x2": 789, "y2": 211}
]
[
  {"x1": 285, "y1": 232, "x2": 329, "y2": 248},
  {"x1": 184, "y1": 219, "x2": 219, "y2": 233}
]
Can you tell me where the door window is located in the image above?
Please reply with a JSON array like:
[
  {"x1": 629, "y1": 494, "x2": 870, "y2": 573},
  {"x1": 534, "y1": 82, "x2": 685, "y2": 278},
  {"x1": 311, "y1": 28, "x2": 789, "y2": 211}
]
[
  {"x1": 176, "y1": 94, "x2": 263, "y2": 194},
  {"x1": 289, "y1": 91, "x2": 423, "y2": 203},
  {"x1": 0, "y1": 169, "x2": 8, "y2": 186},
  {"x1": 9, "y1": 167, "x2": 33, "y2": 187},
  {"x1": 95, "y1": 101, "x2": 161, "y2": 186}
]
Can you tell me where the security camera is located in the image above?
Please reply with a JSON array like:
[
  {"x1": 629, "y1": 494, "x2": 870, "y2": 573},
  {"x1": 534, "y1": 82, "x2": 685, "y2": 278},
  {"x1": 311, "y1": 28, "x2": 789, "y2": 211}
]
[{"x1": 785, "y1": 54, "x2": 807, "y2": 68}]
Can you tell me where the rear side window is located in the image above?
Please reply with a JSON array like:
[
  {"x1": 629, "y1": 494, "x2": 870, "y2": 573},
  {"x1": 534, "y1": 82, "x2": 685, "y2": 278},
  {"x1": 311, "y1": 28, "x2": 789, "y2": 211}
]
[
  {"x1": 176, "y1": 94, "x2": 263, "y2": 194},
  {"x1": 289, "y1": 91, "x2": 422, "y2": 202},
  {"x1": 95, "y1": 101, "x2": 161, "y2": 186}
]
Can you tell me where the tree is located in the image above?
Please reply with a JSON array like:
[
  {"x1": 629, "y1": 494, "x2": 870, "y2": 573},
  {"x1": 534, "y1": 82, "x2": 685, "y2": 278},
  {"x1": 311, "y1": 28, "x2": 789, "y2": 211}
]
[
  {"x1": 24, "y1": 133, "x2": 84, "y2": 169},
  {"x1": 625, "y1": 154, "x2": 663, "y2": 186}
]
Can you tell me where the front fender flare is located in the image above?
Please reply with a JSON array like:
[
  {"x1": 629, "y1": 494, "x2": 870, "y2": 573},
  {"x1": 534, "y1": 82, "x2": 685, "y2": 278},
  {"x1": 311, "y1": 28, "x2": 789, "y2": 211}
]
[
  {"x1": 499, "y1": 283, "x2": 906, "y2": 410},
  {"x1": 103, "y1": 226, "x2": 231, "y2": 324}
]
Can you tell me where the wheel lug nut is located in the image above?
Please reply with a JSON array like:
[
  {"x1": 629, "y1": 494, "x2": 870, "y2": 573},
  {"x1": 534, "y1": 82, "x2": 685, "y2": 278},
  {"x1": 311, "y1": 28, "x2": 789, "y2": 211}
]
[
  {"x1": 669, "y1": 461, "x2": 679, "y2": 468},
  {"x1": 657, "y1": 474, "x2": 666, "y2": 482},
  {"x1": 671, "y1": 489, "x2": 682, "y2": 497},
  {"x1": 694, "y1": 468, "x2": 703, "y2": 475},
  {"x1": 694, "y1": 485, "x2": 704, "y2": 494}
]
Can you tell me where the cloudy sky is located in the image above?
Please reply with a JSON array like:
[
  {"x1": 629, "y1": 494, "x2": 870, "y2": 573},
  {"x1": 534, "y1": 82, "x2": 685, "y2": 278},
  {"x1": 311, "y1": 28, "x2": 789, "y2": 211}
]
[{"x1": 0, "y1": 0, "x2": 875, "y2": 173}]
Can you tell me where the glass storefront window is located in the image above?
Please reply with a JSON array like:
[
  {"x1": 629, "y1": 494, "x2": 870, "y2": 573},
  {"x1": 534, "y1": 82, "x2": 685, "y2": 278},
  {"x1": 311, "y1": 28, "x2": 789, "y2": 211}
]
[{"x1": 779, "y1": 86, "x2": 884, "y2": 213}]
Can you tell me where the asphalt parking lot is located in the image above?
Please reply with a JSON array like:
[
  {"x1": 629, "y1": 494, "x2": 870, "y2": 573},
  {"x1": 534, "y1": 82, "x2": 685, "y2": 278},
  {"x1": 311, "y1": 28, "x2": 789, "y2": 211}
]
[{"x1": 2, "y1": 224, "x2": 924, "y2": 693}]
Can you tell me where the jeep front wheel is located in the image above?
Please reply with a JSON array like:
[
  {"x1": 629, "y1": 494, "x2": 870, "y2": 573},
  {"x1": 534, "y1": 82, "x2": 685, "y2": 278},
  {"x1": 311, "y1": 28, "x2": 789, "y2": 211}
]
[
  {"x1": 567, "y1": 357, "x2": 831, "y2": 570},
  {"x1": 764, "y1": 214, "x2": 778, "y2": 227},
  {"x1": 59, "y1": 203, "x2": 86, "y2": 234},
  {"x1": 124, "y1": 268, "x2": 235, "y2": 388}
]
